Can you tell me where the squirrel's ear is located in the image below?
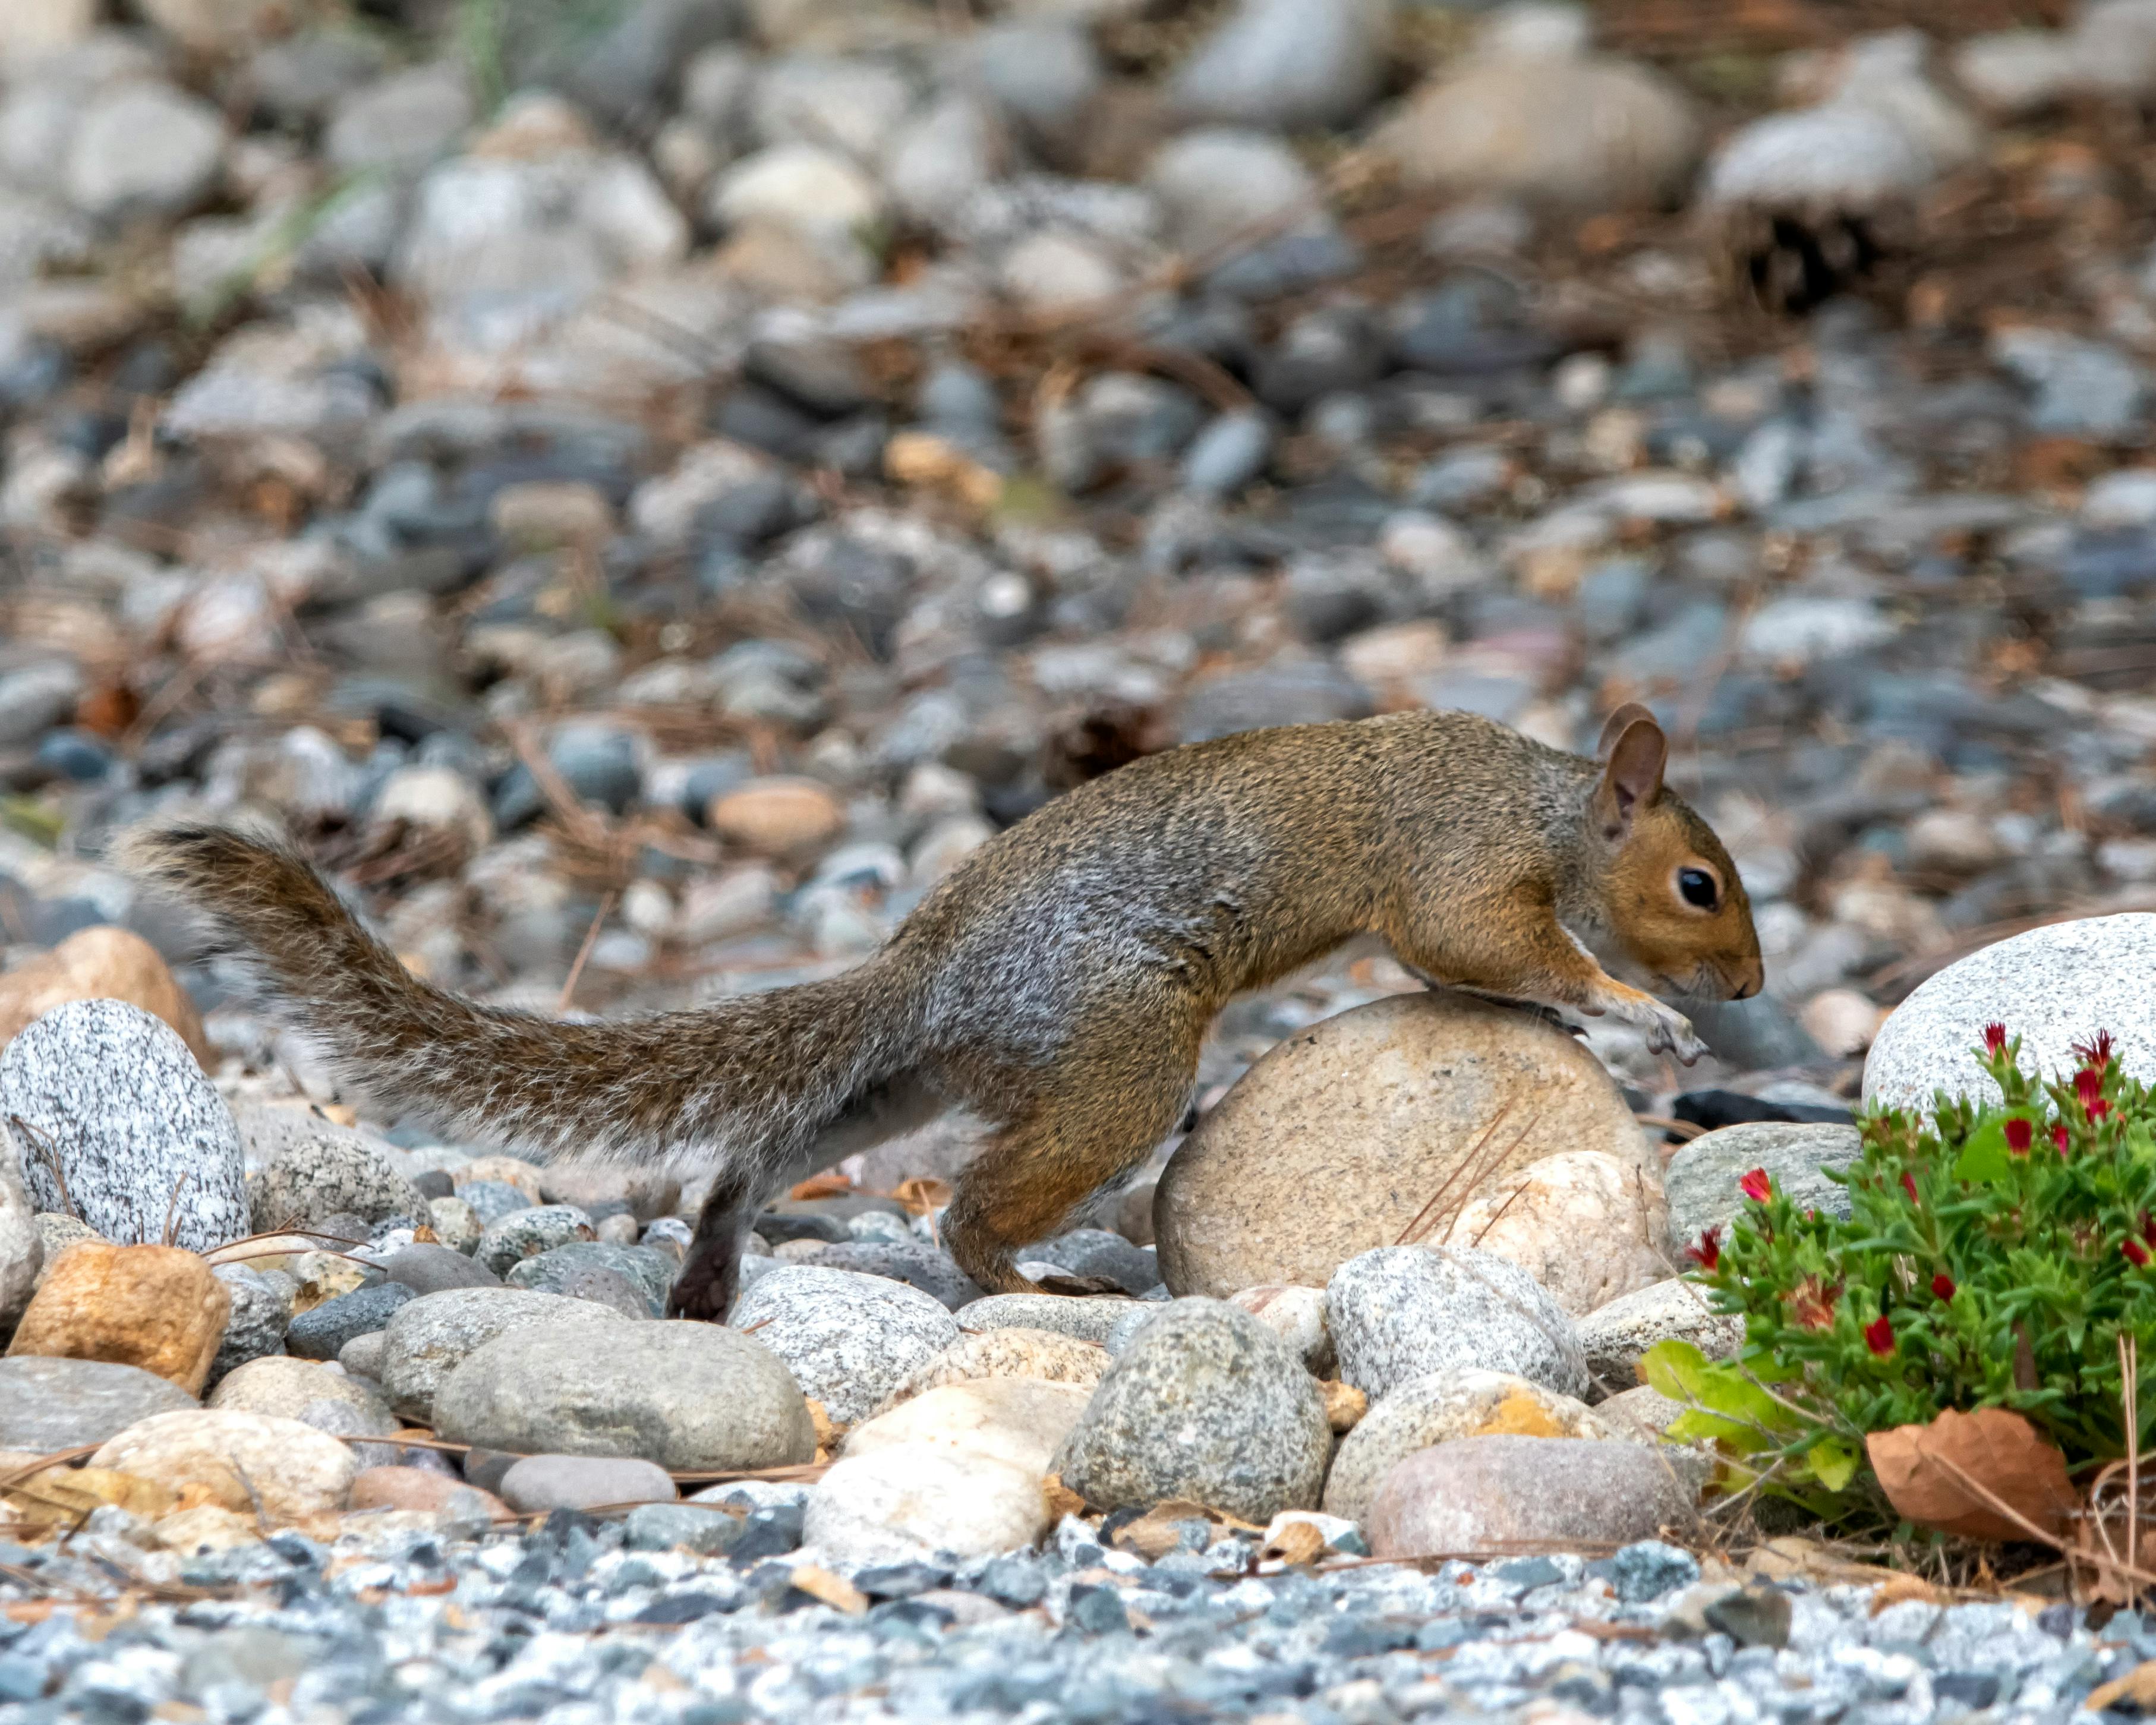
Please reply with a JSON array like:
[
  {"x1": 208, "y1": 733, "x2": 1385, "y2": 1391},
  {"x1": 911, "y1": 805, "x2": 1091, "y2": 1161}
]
[{"x1": 1594, "y1": 710, "x2": 1666, "y2": 835}]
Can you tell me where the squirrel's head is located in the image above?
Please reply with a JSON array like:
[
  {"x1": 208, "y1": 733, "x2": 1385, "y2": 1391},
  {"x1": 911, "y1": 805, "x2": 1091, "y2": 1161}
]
[{"x1": 1587, "y1": 704, "x2": 1764, "y2": 1003}]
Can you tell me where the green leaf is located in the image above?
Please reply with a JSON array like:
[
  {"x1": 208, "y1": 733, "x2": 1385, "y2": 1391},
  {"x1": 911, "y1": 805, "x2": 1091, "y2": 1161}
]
[
  {"x1": 1953, "y1": 1118, "x2": 2017, "y2": 1185},
  {"x1": 1806, "y1": 1437, "x2": 1860, "y2": 1493}
]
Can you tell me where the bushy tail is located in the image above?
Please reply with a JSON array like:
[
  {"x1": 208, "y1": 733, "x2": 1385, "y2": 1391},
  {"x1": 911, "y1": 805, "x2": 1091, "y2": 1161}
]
[{"x1": 119, "y1": 823, "x2": 916, "y2": 1174}]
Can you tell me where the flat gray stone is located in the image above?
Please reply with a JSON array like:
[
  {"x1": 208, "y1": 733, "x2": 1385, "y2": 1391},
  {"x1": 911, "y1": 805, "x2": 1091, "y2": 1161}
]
[
  {"x1": 1364, "y1": 1435, "x2": 1698, "y2": 1557},
  {"x1": 1049, "y1": 1298, "x2": 1329, "y2": 1523},
  {"x1": 1327, "y1": 1245, "x2": 1588, "y2": 1402},
  {"x1": 247, "y1": 1118, "x2": 425, "y2": 1232},
  {"x1": 0, "y1": 1355, "x2": 199, "y2": 1450},
  {"x1": 499, "y1": 1453, "x2": 678, "y2": 1512},
  {"x1": 379, "y1": 1243, "x2": 500, "y2": 1295},
  {"x1": 2, "y1": 999, "x2": 248, "y2": 1253},
  {"x1": 378, "y1": 1286, "x2": 631, "y2": 1422},
  {"x1": 433, "y1": 1320, "x2": 815, "y2": 1471},
  {"x1": 731, "y1": 1266, "x2": 959, "y2": 1424},
  {"x1": 288, "y1": 1282, "x2": 415, "y2": 1360},
  {"x1": 1864, "y1": 913, "x2": 2156, "y2": 1112},
  {"x1": 798, "y1": 1241, "x2": 982, "y2": 1310},
  {"x1": 1023, "y1": 1229, "x2": 1159, "y2": 1296},
  {"x1": 1662, "y1": 1122, "x2": 1861, "y2": 1259}
]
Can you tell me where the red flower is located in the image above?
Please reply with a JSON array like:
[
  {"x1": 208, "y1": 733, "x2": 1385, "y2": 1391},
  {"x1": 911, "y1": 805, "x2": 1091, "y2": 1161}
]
[
  {"x1": 2076, "y1": 1067, "x2": 2105, "y2": 1109},
  {"x1": 2125, "y1": 1238, "x2": 2151, "y2": 1269},
  {"x1": 1983, "y1": 1023, "x2": 2009, "y2": 1055},
  {"x1": 1900, "y1": 1172, "x2": 1921, "y2": 1203},
  {"x1": 1739, "y1": 1168, "x2": 1772, "y2": 1203},
  {"x1": 2142, "y1": 1212, "x2": 2156, "y2": 1247},
  {"x1": 1686, "y1": 1227, "x2": 1722, "y2": 1271},
  {"x1": 2052, "y1": 1122, "x2": 2071, "y2": 1154},
  {"x1": 2091, "y1": 1098, "x2": 2113, "y2": 1123},
  {"x1": 1789, "y1": 1277, "x2": 1839, "y2": 1331},
  {"x1": 1931, "y1": 1273, "x2": 1956, "y2": 1301},
  {"x1": 2073, "y1": 1029, "x2": 2117, "y2": 1071},
  {"x1": 1864, "y1": 1314, "x2": 1896, "y2": 1357},
  {"x1": 2005, "y1": 1118, "x2": 2034, "y2": 1155}
]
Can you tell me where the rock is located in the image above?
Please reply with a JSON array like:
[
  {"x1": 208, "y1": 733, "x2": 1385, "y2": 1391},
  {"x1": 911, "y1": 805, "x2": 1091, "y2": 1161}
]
[
  {"x1": 538, "y1": 1166, "x2": 682, "y2": 1223},
  {"x1": 1363, "y1": 1435, "x2": 1697, "y2": 1557},
  {"x1": 0, "y1": 1158, "x2": 38, "y2": 1333},
  {"x1": 798, "y1": 1241, "x2": 981, "y2": 1309},
  {"x1": 708, "y1": 145, "x2": 883, "y2": 281},
  {"x1": 378, "y1": 1243, "x2": 500, "y2": 1295},
  {"x1": 455, "y1": 1156, "x2": 547, "y2": 1203},
  {"x1": 286, "y1": 1283, "x2": 414, "y2": 1361},
  {"x1": 1380, "y1": 40, "x2": 1699, "y2": 207},
  {"x1": 425, "y1": 1197, "x2": 483, "y2": 1254},
  {"x1": 844, "y1": 1379, "x2": 1092, "y2": 1475},
  {"x1": 1156, "y1": 992, "x2": 1651, "y2": 1298},
  {"x1": 6, "y1": 1242, "x2": 230, "y2": 1395},
  {"x1": 1000, "y1": 229, "x2": 1124, "y2": 313},
  {"x1": 620, "y1": 1500, "x2": 744, "y2": 1554},
  {"x1": 505, "y1": 1240, "x2": 677, "y2": 1314},
  {"x1": 1170, "y1": 0, "x2": 1388, "y2": 130},
  {"x1": 93, "y1": 1409, "x2": 358, "y2": 1519},
  {"x1": 872, "y1": 1327, "x2": 1110, "y2": 1415},
  {"x1": 348, "y1": 1467, "x2": 510, "y2": 1522},
  {"x1": 324, "y1": 62, "x2": 473, "y2": 173},
  {"x1": 2, "y1": 1000, "x2": 250, "y2": 1254},
  {"x1": 0, "y1": 0, "x2": 95, "y2": 68},
  {"x1": 887, "y1": 93, "x2": 1007, "y2": 232},
  {"x1": 1327, "y1": 1245, "x2": 1590, "y2": 1402},
  {"x1": 65, "y1": 80, "x2": 227, "y2": 221},
  {"x1": 955, "y1": 1293, "x2": 1138, "y2": 1344},
  {"x1": 452, "y1": 1181, "x2": 531, "y2": 1228},
  {"x1": 1225, "y1": 1285, "x2": 1333, "y2": 1376},
  {"x1": 1662, "y1": 1122, "x2": 1861, "y2": 1259},
  {"x1": 378, "y1": 1287, "x2": 630, "y2": 1423},
  {"x1": 33, "y1": 1213, "x2": 102, "y2": 1263},
  {"x1": 962, "y1": 19, "x2": 1100, "y2": 149},
  {"x1": 204, "y1": 1264, "x2": 290, "y2": 1385},
  {"x1": 0, "y1": 1355, "x2": 197, "y2": 1450},
  {"x1": 339, "y1": 1332, "x2": 386, "y2": 1381},
  {"x1": 804, "y1": 1445, "x2": 1047, "y2": 1565},
  {"x1": 1863, "y1": 914, "x2": 2156, "y2": 1112},
  {"x1": 1022, "y1": 1229, "x2": 1159, "y2": 1296},
  {"x1": 0, "y1": 927, "x2": 212, "y2": 1065},
  {"x1": 1145, "y1": 128, "x2": 1320, "y2": 256},
  {"x1": 1321, "y1": 1368, "x2": 1617, "y2": 1523},
  {"x1": 707, "y1": 776, "x2": 846, "y2": 854},
  {"x1": 204, "y1": 1355, "x2": 400, "y2": 1465},
  {"x1": 250, "y1": 1131, "x2": 425, "y2": 1234},
  {"x1": 1448, "y1": 1150, "x2": 1669, "y2": 1317},
  {"x1": 1597, "y1": 1383, "x2": 1691, "y2": 1442},
  {"x1": 431, "y1": 1320, "x2": 815, "y2": 1471},
  {"x1": 1577, "y1": 1279, "x2": 1745, "y2": 1392},
  {"x1": 1181, "y1": 409, "x2": 1275, "y2": 497},
  {"x1": 498, "y1": 1454, "x2": 679, "y2": 1513},
  {"x1": 731, "y1": 1266, "x2": 960, "y2": 1425},
  {"x1": 1702, "y1": 104, "x2": 1934, "y2": 217},
  {"x1": 154, "y1": 1504, "x2": 262, "y2": 1554},
  {"x1": 474, "y1": 1204, "x2": 596, "y2": 1278},
  {"x1": 1049, "y1": 1298, "x2": 1329, "y2": 1522}
]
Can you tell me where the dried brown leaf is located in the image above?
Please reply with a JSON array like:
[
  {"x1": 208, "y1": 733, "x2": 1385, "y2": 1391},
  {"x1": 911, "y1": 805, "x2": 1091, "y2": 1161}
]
[{"x1": 1866, "y1": 1407, "x2": 2078, "y2": 1544}]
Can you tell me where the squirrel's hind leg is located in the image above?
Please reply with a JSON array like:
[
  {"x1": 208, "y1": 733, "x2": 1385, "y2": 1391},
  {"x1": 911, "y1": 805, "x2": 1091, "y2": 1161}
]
[{"x1": 669, "y1": 1169, "x2": 762, "y2": 1321}]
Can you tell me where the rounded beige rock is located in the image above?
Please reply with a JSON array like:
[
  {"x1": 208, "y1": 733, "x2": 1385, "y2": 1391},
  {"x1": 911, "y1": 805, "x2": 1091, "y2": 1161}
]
[
  {"x1": 1155, "y1": 991, "x2": 1653, "y2": 1298},
  {"x1": 94, "y1": 1408, "x2": 358, "y2": 1519},
  {"x1": 1450, "y1": 1150, "x2": 1669, "y2": 1317},
  {"x1": 872, "y1": 1326, "x2": 1109, "y2": 1415},
  {"x1": 207, "y1": 1354, "x2": 400, "y2": 1428},
  {"x1": 843, "y1": 1379, "x2": 1093, "y2": 1476}
]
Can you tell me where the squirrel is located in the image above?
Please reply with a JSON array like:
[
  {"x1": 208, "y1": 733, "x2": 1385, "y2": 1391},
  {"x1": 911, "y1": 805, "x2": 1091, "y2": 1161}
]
[{"x1": 121, "y1": 702, "x2": 1763, "y2": 1319}]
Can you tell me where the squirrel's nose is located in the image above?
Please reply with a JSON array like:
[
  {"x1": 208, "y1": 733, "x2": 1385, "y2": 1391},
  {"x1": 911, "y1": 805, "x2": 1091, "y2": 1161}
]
[{"x1": 1731, "y1": 958, "x2": 1764, "y2": 1000}]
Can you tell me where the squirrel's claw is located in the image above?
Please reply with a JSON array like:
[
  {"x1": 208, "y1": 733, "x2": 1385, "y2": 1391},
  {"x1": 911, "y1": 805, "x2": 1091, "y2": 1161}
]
[{"x1": 1644, "y1": 1005, "x2": 1709, "y2": 1066}]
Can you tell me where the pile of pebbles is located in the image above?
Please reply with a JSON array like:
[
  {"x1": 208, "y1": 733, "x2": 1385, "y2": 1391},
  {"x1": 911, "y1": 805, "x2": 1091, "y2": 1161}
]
[{"x1": 9, "y1": 0, "x2": 2156, "y2": 1712}]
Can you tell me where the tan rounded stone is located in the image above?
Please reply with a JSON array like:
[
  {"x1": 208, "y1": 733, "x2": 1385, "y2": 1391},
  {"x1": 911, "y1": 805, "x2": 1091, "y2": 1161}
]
[
  {"x1": 843, "y1": 1379, "x2": 1093, "y2": 1477},
  {"x1": 708, "y1": 777, "x2": 845, "y2": 855},
  {"x1": 455, "y1": 1156, "x2": 547, "y2": 1203},
  {"x1": 1449, "y1": 1150, "x2": 1669, "y2": 1316},
  {"x1": 1155, "y1": 991, "x2": 1653, "y2": 1299},
  {"x1": 0, "y1": 926, "x2": 213, "y2": 1066},
  {"x1": 348, "y1": 1465, "x2": 513, "y2": 1521},
  {"x1": 1321, "y1": 1367, "x2": 1618, "y2": 1523},
  {"x1": 207, "y1": 1355, "x2": 398, "y2": 1428},
  {"x1": 7, "y1": 1242, "x2": 230, "y2": 1394},
  {"x1": 94, "y1": 1408, "x2": 358, "y2": 1518},
  {"x1": 155, "y1": 1503, "x2": 262, "y2": 1553},
  {"x1": 1364, "y1": 1434, "x2": 1698, "y2": 1557},
  {"x1": 873, "y1": 1327, "x2": 1109, "y2": 1415}
]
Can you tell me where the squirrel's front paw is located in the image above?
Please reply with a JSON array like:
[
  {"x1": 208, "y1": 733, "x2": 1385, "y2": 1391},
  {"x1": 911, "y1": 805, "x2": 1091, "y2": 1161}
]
[{"x1": 1644, "y1": 1005, "x2": 1709, "y2": 1065}]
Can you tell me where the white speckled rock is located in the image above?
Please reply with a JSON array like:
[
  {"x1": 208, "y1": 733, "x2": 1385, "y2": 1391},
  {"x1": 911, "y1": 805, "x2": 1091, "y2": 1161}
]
[
  {"x1": 843, "y1": 1379, "x2": 1092, "y2": 1476},
  {"x1": 2, "y1": 1001, "x2": 248, "y2": 1254},
  {"x1": 1863, "y1": 914, "x2": 2156, "y2": 1112},
  {"x1": 474, "y1": 1204, "x2": 597, "y2": 1278},
  {"x1": 248, "y1": 1125, "x2": 425, "y2": 1233},
  {"x1": 1049, "y1": 1298, "x2": 1329, "y2": 1522},
  {"x1": 1578, "y1": 1278, "x2": 1746, "y2": 1392},
  {"x1": 805, "y1": 1443, "x2": 1048, "y2": 1565},
  {"x1": 730, "y1": 1266, "x2": 960, "y2": 1425},
  {"x1": 1449, "y1": 1150, "x2": 1669, "y2": 1317},
  {"x1": 433, "y1": 1322, "x2": 814, "y2": 1471},
  {"x1": 1322, "y1": 1368, "x2": 1618, "y2": 1524},
  {"x1": 872, "y1": 1327, "x2": 1110, "y2": 1414},
  {"x1": 1326, "y1": 1246, "x2": 1588, "y2": 1402},
  {"x1": 377, "y1": 1286, "x2": 630, "y2": 1422},
  {"x1": 0, "y1": 1152, "x2": 40, "y2": 1332},
  {"x1": 1662, "y1": 1122, "x2": 1861, "y2": 1259},
  {"x1": 955, "y1": 1293, "x2": 1139, "y2": 1344}
]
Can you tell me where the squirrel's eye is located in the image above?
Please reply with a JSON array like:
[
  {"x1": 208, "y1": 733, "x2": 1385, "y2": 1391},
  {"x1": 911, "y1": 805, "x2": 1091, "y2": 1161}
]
[{"x1": 1677, "y1": 867, "x2": 1719, "y2": 910}]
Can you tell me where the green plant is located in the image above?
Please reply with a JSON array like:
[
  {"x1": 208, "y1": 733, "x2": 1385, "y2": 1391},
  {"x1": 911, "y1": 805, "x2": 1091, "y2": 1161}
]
[{"x1": 1667, "y1": 1026, "x2": 2156, "y2": 1513}]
